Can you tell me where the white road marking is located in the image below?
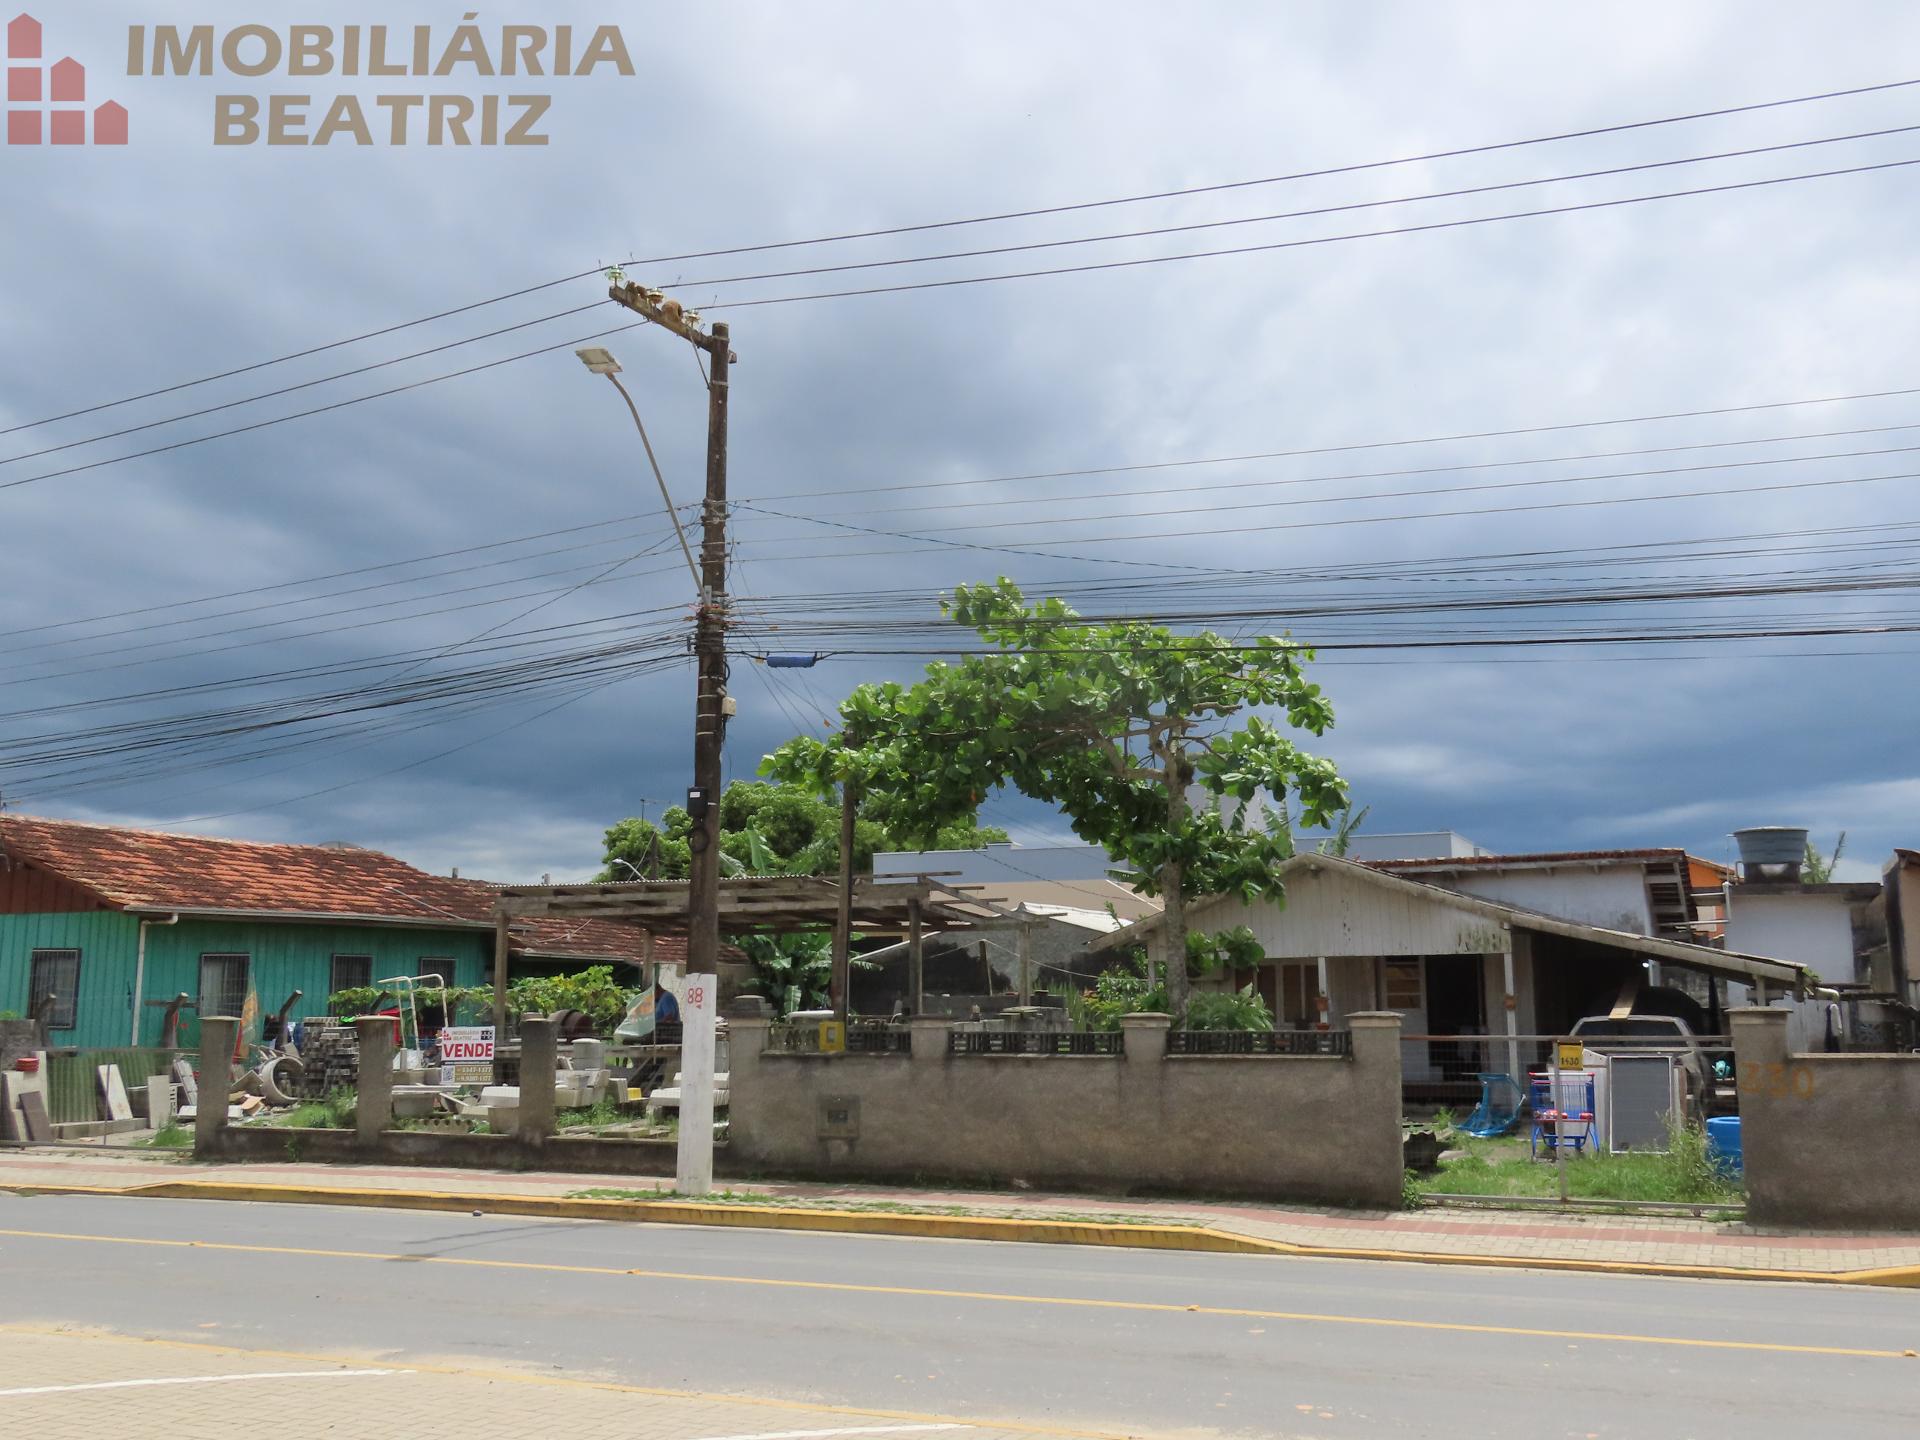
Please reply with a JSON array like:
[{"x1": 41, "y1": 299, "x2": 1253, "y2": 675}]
[
  {"x1": 688, "y1": 1427, "x2": 968, "y2": 1440},
  {"x1": 0, "y1": 1368, "x2": 408, "y2": 1398}
]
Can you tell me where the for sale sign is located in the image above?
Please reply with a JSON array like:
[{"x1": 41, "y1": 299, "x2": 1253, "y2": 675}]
[{"x1": 439, "y1": 1025, "x2": 495, "y2": 1084}]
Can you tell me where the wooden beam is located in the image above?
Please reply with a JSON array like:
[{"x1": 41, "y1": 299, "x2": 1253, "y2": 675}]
[
  {"x1": 832, "y1": 781, "x2": 857, "y2": 1022},
  {"x1": 908, "y1": 898, "x2": 924, "y2": 1016},
  {"x1": 491, "y1": 913, "x2": 512, "y2": 1037}
]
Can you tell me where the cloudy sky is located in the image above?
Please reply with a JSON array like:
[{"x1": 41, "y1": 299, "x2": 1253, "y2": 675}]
[{"x1": 4, "y1": 2, "x2": 1919, "y2": 882}]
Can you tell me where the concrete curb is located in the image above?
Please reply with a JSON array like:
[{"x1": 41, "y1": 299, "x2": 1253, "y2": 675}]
[{"x1": 8, "y1": 1178, "x2": 1919, "y2": 1289}]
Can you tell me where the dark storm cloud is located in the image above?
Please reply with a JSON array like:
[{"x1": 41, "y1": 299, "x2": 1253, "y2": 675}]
[{"x1": 5, "y1": 1, "x2": 1920, "y2": 881}]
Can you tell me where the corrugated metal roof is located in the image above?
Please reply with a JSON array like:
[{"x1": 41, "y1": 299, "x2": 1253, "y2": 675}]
[{"x1": 1370, "y1": 848, "x2": 1694, "y2": 869}]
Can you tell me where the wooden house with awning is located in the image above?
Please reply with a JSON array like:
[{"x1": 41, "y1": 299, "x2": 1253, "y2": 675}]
[{"x1": 1092, "y1": 853, "x2": 1817, "y2": 1090}]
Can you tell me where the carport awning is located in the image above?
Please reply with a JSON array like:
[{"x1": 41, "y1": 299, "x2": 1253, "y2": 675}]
[{"x1": 1507, "y1": 910, "x2": 1810, "y2": 992}]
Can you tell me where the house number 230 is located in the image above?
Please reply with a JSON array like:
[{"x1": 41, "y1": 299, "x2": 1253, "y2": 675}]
[{"x1": 1739, "y1": 1061, "x2": 1814, "y2": 1099}]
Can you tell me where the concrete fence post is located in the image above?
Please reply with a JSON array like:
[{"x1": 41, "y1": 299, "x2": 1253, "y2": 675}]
[
  {"x1": 193, "y1": 1016, "x2": 238, "y2": 1157},
  {"x1": 908, "y1": 1015, "x2": 951, "y2": 1064},
  {"x1": 1345, "y1": 1011, "x2": 1405, "y2": 1208},
  {"x1": 1119, "y1": 1012, "x2": 1172, "y2": 1064},
  {"x1": 517, "y1": 1017, "x2": 556, "y2": 1146},
  {"x1": 352, "y1": 1016, "x2": 394, "y2": 1147},
  {"x1": 1730, "y1": 1006, "x2": 1790, "y2": 1221},
  {"x1": 725, "y1": 1007, "x2": 771, "y2": 1160}
]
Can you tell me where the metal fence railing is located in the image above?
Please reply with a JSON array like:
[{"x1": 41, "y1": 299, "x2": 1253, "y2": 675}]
[
  {"x1": 846, "y1": 1026, "x2": 912, "y2": 1055},
  {"x1": 1168, "y1": 1029, "x2": 1352, "y2": 1057},
  {"x1": 949, "y1": 1030, "x2": 1124, "y2": 1056},
  {"x1": 767, "y1": 1022, "x2": 910, "y2": 1055}
]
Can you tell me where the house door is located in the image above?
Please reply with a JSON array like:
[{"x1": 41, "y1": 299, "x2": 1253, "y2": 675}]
[
  {"x1": 1424, "y1": 954, "x2": 1488, "y2": 1084},
  {"x1": 1273, "y1": 962, "x2": 1317, "y2": 1029},
  {"x1": 1382, "y1": 958, "x2": 1432, "y2": 1081}
]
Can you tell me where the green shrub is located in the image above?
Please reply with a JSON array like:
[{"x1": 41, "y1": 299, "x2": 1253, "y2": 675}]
[
  {"x1": 1183, "y1": 985, "x2": 1274, "y2": 1031},
  {"x1": 1401, "y1": 1169, "x2": 1425, "y2": 1210},
  {"x1": 1065, "y1": 960, "x2": 1168, "y2": 1031},
  {"x1": 141, "y1": 1121, "x2": 192, "y2": 1149}
]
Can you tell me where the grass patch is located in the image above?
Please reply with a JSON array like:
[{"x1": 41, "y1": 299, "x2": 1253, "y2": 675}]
[
  {"x1": 555, "y1": 1098, "x2": 625, "y2": 1130},
  {"x1": 276, "y1": 1087, "x2": 356, "y2": 1130},
  {"x1": 1412, "y1": 1120, "x2": 1741, "y2": 1206},
  {"x1": 139, "y1": 1121, "x2": 192, "y2": 1149}
]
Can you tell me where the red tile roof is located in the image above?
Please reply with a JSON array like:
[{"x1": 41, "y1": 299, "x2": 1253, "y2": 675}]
[{"x1": 0, "y1": 814, "x2": 675, "y2": 967}]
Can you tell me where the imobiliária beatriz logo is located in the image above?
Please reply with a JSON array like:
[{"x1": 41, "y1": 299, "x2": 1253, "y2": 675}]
[{"x1": 5, "y1": 12, "x2": 126, "y2": 145}]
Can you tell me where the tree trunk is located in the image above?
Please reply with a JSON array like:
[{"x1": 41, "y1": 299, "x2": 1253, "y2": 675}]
[{"x1": 1162, "y1": 743, "x2": 1190, "y2": 1021}]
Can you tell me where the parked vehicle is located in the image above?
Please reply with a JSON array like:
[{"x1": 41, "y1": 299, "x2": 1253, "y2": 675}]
[{"x1": 1567, "y1": 1014, "x2": 1725, "y2": 1114}]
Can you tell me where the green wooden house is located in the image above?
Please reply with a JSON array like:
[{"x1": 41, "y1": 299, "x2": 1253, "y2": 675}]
[{"x1": 0, "y1": 815, "x2": 665, "y2": 1050}]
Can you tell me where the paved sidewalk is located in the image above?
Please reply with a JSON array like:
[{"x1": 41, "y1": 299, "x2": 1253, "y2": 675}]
[
  {"x1": 0, "y1": 1325, "x2": 1079, "y2": 1440},
  {"x1": 6, "y1": 1145, "x2": 1920, "y2": 1278}
]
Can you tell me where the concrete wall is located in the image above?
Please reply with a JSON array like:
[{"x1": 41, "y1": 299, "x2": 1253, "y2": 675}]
[
  {"x1": 725, "y1": 1011, "x2": 1405, "y2": 1207},
  {"x1": 1732, "y1": 1008, "x2": 1920, "y2": 1229},
  {"x1": 202, "y1": 1122, "x2": 681, "y2": 1177},
  {"x1": 1436, "y1": 867, "x2": 1652, "y2": 935},
  {"x1": 1726, "y1": 892, "x2": 1856, "y2": 981}
]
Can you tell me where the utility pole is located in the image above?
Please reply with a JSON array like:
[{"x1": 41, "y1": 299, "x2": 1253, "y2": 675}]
[
  {"x1": 831, "y1": 781, "x2": 857, "y2": 1022},
  {"x1": 606, "y1": 280, "x2": 732, "y2": 1195}
]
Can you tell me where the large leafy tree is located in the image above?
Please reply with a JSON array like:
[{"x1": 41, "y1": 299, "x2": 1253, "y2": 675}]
[
  {"x1": 595, "y1": 779, "x2": 1008, "y2": 883},
  {"x1": 763, "y1": 579, "x2": 1348, "y2": 1018}
]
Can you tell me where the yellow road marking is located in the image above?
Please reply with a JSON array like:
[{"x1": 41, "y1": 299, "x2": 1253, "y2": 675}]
[
  {"x1": 1, "y1": 1227, "x2": 1910, "y2": 1361},
  {"x1": 10, "y1": 1179, "x2": 1920, "y2": 1289},
  {"x1": 0, "y1": 1324, "x2": 1127, "y2": 1438}
]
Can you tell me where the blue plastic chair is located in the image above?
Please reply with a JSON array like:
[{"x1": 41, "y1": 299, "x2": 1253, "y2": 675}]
[{"x1": 1461, "y1": 1073, "x2": 1522, "y2": 1137}]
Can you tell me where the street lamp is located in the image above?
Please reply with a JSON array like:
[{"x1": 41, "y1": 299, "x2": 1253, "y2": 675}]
[{"x1": 575, "y1": 348, "x2": 702, "y2": 593}]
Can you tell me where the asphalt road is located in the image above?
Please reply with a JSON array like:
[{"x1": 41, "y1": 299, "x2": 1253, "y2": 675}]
[{"x1": 1, "y1": 1193, "x2": 1916, "y2": 1438}]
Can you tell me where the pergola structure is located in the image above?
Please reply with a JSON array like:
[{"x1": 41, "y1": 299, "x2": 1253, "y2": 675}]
[{"x1": 488, "y1": 875, "x2": 992, "y2": 1024}]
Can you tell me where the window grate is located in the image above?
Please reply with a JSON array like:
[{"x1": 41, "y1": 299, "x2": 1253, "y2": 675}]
[
  {"x1": 948, "y1": 1030, "x2": 1123, "y2": 1056},
  {"x1": 198, "y1": 953, "x2": 250, "y2": 1021},
  {"x1": 27, "y1": 949, "x2": 80, "y2": 1031},
  {"x1": 329, "y1": 955, "x2": 372, "y2": 995}
]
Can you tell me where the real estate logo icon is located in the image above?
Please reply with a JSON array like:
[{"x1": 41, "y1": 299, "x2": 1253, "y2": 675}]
[{"x1": 5, "y1": 12, "x2": 126, "y2": 145}]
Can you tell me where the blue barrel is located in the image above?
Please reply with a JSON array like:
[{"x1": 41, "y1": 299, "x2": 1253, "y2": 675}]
[{"x1": 1707, "y1": 1116, "x2": 1743, "y2": 1176}]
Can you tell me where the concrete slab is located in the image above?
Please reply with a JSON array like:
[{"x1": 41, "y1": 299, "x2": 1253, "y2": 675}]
[
  {"x1": 146, "y1": 1077, "x2": 174, "y2": 1128},
  {"x1": 19, "y1": 1090, "x2": 52, "y2": 1142},
  {"x1": 99, "y1": 1065, "x2": 133, "y2": 1123}
]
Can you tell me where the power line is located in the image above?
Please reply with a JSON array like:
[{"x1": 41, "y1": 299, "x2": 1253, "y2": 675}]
[
  {"x1": 732, "y1": 464, "x2": 1920, "y2": 556},
  {"x1": 788, "y1": 419, "x2": 1920, "y2": 516},
  {"x1": 744, "y1": 386, "x2": 1920, "y2": 502},
  {"x1": 0, "y1": 517, "x2": 688, "y2": 662},
  {"x1": 0, "y1": 507, "x2": 690, "y2": 643},
  {"x1": 675, "y1": 123, "x2": 1920, "y2": 291},
  {"x1": 7, "y1": 158, "x2": 1913, "y2": 498},
  {"x1": 0, "y1": 318, "x2": 655, "y2": 493},
  {"x1": 616, "y1": 74, "x2": 1920, "y2": 268},
  {"x1": 9, "y1": 75, "x2": 1915, "y2": 443},
  {"x1": 0, "y1": 302, "x2": 607, "y2": 468},
  {"x1": 703, "y1": 155, "x2": 1920, "y2": 311},
  {"x1": 773, "y1": 440, "x2": 1920, "y2": 539}
]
